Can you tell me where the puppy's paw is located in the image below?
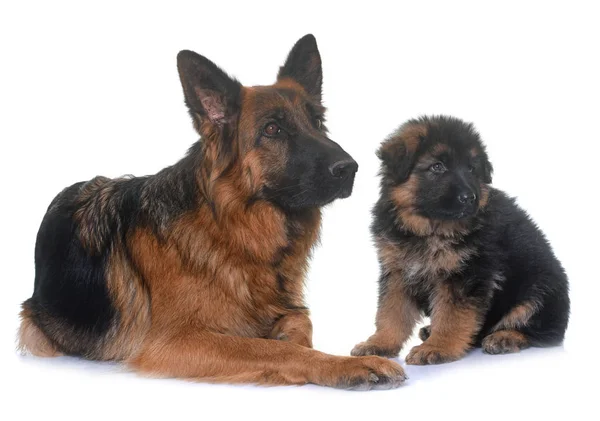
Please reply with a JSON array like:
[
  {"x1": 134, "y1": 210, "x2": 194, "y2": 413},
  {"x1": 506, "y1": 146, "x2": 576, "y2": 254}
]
[
  {"x1": 418, "y1": 325, "x2": 431, "y2": 342},
  {"x1": 333, "y1": 356, "x2": 407, "y2": 390},
  {"x1": 351, "y1": 341, "x2": 400, "y2": 358},
  {"x1": 405, "y1": 343, "x2": 463, "y2": 365},
  {"x1": 482, "y1": 330, "x2": 529, "y2": 355}
]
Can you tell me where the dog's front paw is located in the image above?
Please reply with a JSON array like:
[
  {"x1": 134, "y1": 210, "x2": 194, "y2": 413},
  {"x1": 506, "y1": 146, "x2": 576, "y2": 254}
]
[
  {"x1": 405, "y1": 343, "x2": 463, "y2": 365},
  {"x1": 351, "y1": 341, "x2": 400, "y2": 358},
  {"x1": 331, "y1": 356, "x2": 407, "y2": 390}
]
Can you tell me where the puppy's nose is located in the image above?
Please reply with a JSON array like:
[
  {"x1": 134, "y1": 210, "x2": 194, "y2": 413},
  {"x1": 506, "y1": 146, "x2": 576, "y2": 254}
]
[
  {"x1": 329, "y1": 159, "x2": 358, "y2": 178},
  {"x1": 458, "y1": 191, "x2": 477, "y2": 205}
]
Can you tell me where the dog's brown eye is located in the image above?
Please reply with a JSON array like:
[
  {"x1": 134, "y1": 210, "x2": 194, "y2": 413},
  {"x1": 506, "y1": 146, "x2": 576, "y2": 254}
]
[
  {"x1": 316, "y1": 119, "x2": 322, "y2": 129},
  {"x1": 430, "y1": 162, "x2": 446, "y2": 173},
  {"x1": 468, "y1": 165, "x2": 475, "y2": 173},
  {"x1": 264, "y1": 123, "x2": 281, "y2": 137}
]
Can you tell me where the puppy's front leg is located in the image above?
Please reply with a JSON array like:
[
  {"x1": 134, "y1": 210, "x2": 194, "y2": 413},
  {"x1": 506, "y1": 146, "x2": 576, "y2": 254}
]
[
  {"x1": 269, "y1": 309, "x2": 313, "y2": 348},
  {"x1": 352, "y1": 273, "x2": 420, "y2": 358},
  {"x1": 406, "y1": 282, "x2": 482, "y2": 365}
]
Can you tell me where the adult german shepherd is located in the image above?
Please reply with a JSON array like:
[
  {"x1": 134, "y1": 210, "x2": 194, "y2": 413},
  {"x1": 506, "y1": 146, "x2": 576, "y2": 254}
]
[{"x1": 18, "y1": 35, "x2": 406, "y2": 389}]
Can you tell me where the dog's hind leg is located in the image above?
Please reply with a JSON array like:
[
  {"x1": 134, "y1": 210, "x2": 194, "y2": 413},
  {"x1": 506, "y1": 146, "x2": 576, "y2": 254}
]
[
  {"x1": 491, "y1": 300, "x2": 539, "y2": 333},
  {"x1": 128, "y1": 327, "x2": 406, "y2": 389},
  {"x1": 17, "y1": 305, "x2": 62, "y2": 357},
  {"x1": 268, "y1": 310, "x2": 313, "y2": 348},
  {"x1": 482, "y1": 330, "x2": 529, "y2": 354},
  {"x1": 481, "y1": 300, "x2": 536, "y2": 354}
]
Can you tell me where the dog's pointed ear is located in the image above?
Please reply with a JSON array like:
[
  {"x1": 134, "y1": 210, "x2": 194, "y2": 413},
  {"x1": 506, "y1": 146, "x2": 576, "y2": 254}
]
[
  {"x1": 377, "y1": 123, "x2": 426, "y2": 184},
  {"x1": 277, "y1": 34, "x2": 322, "y2": 101},
  {"x1": 177, "y1": 50, "x2": 242, "y2": 129}
]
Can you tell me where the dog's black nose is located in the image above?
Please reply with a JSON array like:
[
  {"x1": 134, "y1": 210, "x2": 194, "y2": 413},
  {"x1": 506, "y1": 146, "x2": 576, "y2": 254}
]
[
  {"x1": 329, "y1": 159, "x2": 358, "y2": 178},
  {"x1": 458, "y1": 191, "x2": 477, "y2": 205}
]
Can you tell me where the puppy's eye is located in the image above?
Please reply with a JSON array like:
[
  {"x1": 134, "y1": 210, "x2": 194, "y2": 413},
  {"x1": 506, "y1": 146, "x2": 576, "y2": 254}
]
[
  {"x1": 468, "y1": 165, "x2": 475, "y2": 173},
  {"x1": 264, "y1": 123, "x2": 281, "y2": 137},
  {"x1": 316, "y1": 118, "x2": 322, "y2": 129},
  {"x1": 430, "y1": 162, "x2": 446, "y2": 173}
]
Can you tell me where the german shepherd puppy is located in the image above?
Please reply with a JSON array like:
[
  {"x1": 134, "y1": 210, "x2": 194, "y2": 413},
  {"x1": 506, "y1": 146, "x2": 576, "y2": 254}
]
[
  {"x1": 352, "y1": 115, "x2": 570, "y2": 364},
  {"x1": 18, "y1": 35, "x2": 407, "y2": 389}
]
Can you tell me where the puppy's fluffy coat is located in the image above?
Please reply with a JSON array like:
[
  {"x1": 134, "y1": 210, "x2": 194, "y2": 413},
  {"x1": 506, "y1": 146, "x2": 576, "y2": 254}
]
[{"x1": 353, "y1": 115, "x2": 570, "y2": 364}]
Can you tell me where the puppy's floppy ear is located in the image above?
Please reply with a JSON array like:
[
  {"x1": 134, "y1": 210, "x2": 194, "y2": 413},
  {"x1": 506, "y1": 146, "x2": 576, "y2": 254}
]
[
  {"x1": 482, "y1": 158, "x2": 493, "y2": 184},
  {"x1": 177, "y1": 50, "x2": 242, "y2": 130},
  {"x1": 278, "y1": 34, "x2": 322, "y2": 101},
  {"x1": 377, "y1": 123, "x2": 426, "y2": 184}
]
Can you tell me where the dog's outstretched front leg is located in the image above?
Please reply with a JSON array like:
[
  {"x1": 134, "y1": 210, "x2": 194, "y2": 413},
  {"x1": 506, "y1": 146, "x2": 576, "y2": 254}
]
[
  {"x1": 269, "y1": 310, "x2": 313, "y2": 348},
  {"x1": 129, "y1": 327, "x2": 406, "y2": 389}
]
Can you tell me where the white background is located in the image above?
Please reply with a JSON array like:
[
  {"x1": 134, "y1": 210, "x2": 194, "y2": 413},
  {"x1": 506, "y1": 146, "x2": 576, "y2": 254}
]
[{"x1": 1, "y1": 1, "x2": 598, "y2": 420}]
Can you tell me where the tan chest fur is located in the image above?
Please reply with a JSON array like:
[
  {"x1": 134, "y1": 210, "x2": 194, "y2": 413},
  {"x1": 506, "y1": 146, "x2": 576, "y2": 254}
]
[
  {"x1": 377, "y1": 236, "x2": 474, "y2": 286},
  {"x1": 127, "y1": 202, "x2": 320, "y2": 339}
]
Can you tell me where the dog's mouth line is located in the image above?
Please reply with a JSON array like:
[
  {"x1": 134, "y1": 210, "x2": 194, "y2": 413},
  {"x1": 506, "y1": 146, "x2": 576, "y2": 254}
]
[
  {"x1": 334, "y1": 179, "x2": 355, "y2": 199},
  {"x1": 420, "y1": 208, "x2": 478, "y2": 220}
]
